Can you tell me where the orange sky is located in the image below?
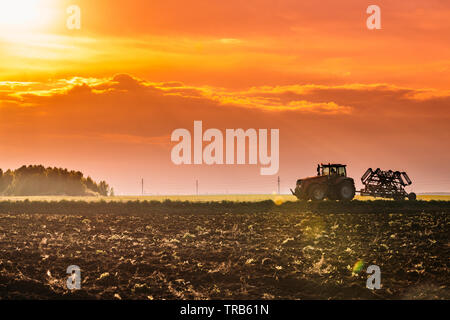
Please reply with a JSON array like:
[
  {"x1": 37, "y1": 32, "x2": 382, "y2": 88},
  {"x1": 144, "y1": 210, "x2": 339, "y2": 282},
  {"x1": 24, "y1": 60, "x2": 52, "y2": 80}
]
[{"x1": 0, "y1": 0, "x2": 449, "y2": 194}]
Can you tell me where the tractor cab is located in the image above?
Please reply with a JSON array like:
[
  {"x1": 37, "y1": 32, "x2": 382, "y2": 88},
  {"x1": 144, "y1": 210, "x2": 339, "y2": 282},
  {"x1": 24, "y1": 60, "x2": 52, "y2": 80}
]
[
  {"x1": 317, "y1": 163, "x2": 347, "y2": 177},
  {"x1": 292, "y1": 163, "x2": 356, "y2": 201}
]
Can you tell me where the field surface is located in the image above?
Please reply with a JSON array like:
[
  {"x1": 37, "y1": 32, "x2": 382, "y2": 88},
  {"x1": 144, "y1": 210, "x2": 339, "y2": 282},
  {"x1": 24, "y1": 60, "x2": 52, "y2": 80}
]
[{"x1": 0, "y1": 200, "x2": 448, "y2": 300}]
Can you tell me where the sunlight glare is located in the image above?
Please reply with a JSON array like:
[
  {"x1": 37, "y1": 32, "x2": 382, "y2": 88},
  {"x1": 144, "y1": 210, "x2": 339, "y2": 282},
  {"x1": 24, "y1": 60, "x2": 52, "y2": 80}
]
[{"x1": 0, "y1": 0, "x2": 55, "y2": 31}]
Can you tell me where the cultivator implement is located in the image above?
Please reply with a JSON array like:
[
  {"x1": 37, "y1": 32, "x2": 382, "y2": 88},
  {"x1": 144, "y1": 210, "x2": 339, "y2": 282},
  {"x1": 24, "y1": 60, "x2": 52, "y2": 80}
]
[{"x1": 360, "y1": 168, "x2": 416, "y2": 201}]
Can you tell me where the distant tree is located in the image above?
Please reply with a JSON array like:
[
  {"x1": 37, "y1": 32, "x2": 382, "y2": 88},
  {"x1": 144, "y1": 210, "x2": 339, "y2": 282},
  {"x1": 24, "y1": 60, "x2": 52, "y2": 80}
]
[
  {"x1": 97, "y1": 180, "x2": 110, "y2": 196},
  {"x1": 0, "y1": 165, "x2": 112, "y2": 196},
  {"x1": 0, "y1": 169, "x2": 14, "y2": 195}
]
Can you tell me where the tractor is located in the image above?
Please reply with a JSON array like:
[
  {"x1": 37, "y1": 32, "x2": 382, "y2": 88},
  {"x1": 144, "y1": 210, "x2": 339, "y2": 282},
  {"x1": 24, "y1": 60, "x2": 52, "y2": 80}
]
[{"x1": 290, "y1": 163, "x2": 356, "y2": 201}]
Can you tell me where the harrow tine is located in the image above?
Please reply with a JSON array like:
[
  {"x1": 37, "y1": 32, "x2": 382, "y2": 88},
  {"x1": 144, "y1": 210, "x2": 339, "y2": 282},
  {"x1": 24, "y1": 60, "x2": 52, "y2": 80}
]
[{"x1": 401, "y1": 172, "x2": 412, "y2": 186}]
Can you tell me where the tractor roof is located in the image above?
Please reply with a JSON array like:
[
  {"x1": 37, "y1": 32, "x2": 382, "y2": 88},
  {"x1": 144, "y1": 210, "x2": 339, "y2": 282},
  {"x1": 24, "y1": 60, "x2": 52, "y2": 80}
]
[{"x1": 321, "y1": 163, "x2": 346, "y2": 167}]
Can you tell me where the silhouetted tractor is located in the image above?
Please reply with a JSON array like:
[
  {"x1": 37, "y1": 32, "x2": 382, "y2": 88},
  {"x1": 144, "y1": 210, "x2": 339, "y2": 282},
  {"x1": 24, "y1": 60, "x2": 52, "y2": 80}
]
[
  {"x1": 360, "y1": 168, "x2": 416, "y2": 201},
  {"x1": 291, "y1": 163, "x2": 356, "y2": 201}
]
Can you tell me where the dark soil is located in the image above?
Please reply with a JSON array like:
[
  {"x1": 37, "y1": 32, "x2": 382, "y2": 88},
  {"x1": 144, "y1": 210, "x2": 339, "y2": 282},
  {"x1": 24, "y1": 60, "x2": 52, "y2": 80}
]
[{"x1": 0, "y1": 203, "x2": 448, "y2": 299}]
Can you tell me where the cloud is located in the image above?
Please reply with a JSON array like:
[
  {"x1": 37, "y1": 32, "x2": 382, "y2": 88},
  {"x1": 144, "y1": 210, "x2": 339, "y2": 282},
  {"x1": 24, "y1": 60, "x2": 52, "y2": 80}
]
[
  {"x1": 2, "y1": 73, "x2": 355, "y2": 115},
  {"x1": 2, "y1": 75, "x2": 449, "y2": 135}
]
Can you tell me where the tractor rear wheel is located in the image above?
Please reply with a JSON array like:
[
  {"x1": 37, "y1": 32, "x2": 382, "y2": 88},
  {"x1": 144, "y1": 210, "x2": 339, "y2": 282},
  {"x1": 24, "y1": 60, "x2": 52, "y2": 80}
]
[
  {"x1": 408, "y1": 192, "x2": 417, "y2": 201},
  {"x1": 338, "y1": 181, "x2": 355, "y2": 201},
  {"x1": 309, "y1": 184, "x2": 327, "y2": 201}
]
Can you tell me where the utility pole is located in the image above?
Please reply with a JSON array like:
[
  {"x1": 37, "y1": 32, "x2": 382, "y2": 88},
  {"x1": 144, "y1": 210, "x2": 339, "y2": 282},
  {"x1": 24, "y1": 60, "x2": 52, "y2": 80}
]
[
  {"x1": 141, "y1": 178, "x2": 144, "y2": 196},
  {"x1": 196, "y1": 180, "x2": 199, "y2": 196},
  {"x1": 278, "y1": 176, "x2": 280, "y2": 194}
]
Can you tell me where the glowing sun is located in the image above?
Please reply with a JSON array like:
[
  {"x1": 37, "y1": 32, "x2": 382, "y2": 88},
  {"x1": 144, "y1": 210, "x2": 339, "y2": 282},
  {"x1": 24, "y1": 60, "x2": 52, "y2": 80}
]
[{"x1": 0, "y1": 0, "x2": 55, "y2": 31}]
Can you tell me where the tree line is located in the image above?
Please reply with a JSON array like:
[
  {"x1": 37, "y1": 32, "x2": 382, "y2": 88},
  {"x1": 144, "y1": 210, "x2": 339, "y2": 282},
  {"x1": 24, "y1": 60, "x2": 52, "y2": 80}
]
[{"x1": 0, "y1": 165, "x2": 113, "y2": 196}]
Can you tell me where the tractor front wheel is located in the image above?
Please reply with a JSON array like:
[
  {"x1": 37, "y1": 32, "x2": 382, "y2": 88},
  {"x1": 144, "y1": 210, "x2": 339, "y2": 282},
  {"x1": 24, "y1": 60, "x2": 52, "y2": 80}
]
[{"x1": 309, "y1": 184, "x2": 327, "y2": 201}]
